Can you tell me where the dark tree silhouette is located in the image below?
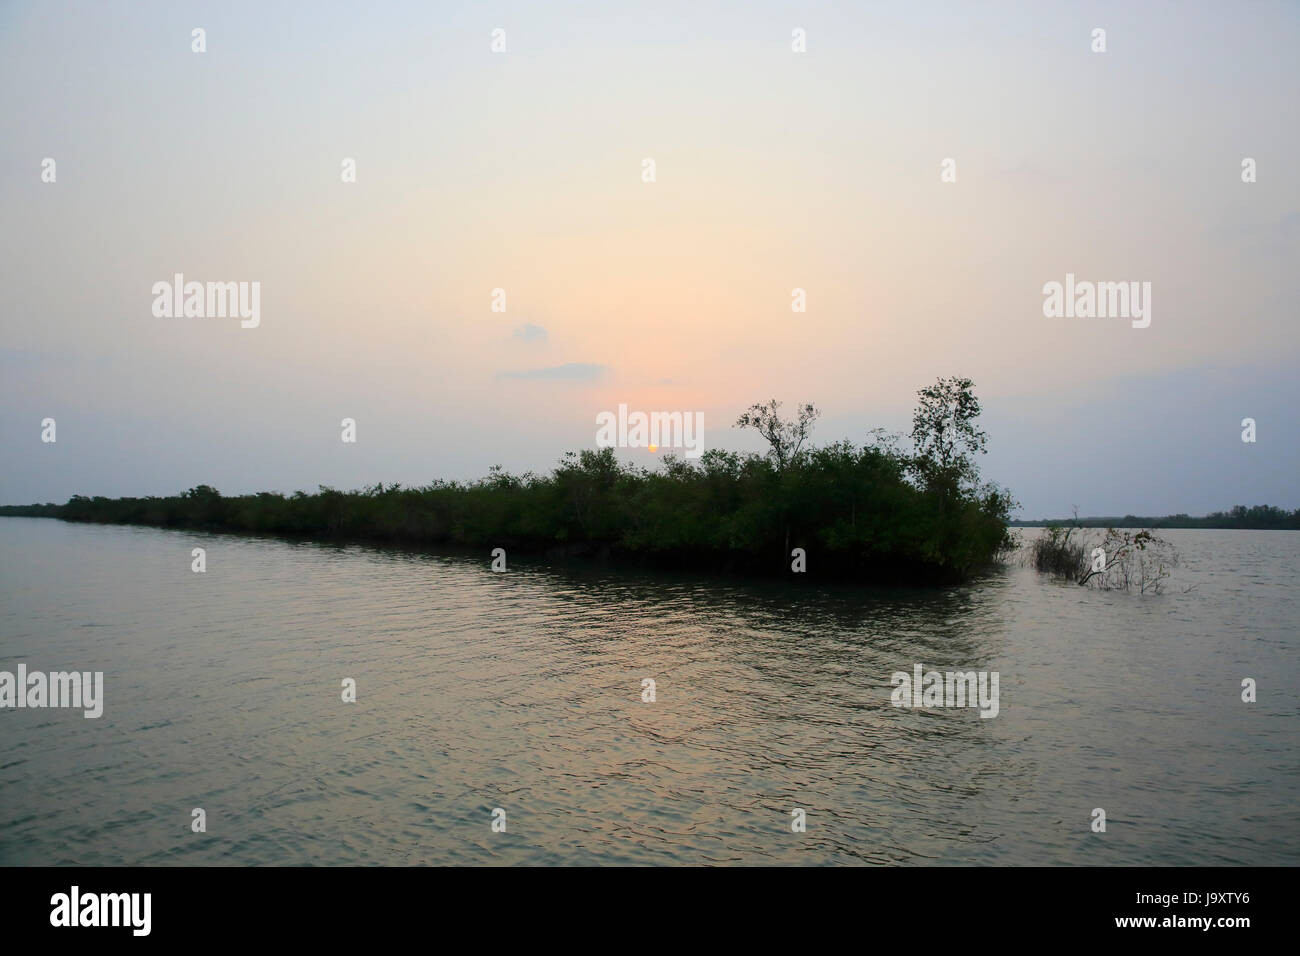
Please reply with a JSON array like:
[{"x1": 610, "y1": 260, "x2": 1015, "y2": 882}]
[{"x1": 734, "y1": 399, "x2": 821, "y2": 470}]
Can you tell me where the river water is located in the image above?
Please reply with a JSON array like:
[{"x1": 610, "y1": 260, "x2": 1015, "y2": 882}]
[{"x1": 1, "y1": 518, "x2": 1295, "y2": 865}]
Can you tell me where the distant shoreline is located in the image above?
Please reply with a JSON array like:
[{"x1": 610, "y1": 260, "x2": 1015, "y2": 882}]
[{"x1": 1009, "y1": 508, "x2": 1299, "y2": 530}]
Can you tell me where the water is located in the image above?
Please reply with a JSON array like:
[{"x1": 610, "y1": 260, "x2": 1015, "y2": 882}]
[{"x1": 0, "y1": 517, "x2": 1296, "y2": 866}]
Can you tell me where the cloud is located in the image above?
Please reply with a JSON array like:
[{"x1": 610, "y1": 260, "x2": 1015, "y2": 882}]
[
  {"x1": 510, "y1": 323, "x2": 548, "y2": 343},
  {"x1": 499, "y1": 362, "x2": 606, "y2": 382}
]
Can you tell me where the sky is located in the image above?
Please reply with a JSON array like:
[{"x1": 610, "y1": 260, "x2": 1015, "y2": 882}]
[{"x1": 1, "y1": 0, "x2": 1297, "y2": 517}]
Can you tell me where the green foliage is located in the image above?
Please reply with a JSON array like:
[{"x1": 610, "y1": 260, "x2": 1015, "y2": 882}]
[
  {"x1": 1031, "y1": 524, "x2": 1088, "y2": 579},
  {"x1": 734, "y1": 399, "x2": 821, "y2": 470},
  {"x1": 0, "y1": 388, "x2": 1020, "y2": 584},
  {"x1": 6, "y1": 448, "x2": 1010, "y2": 584},
  {"x1": 910, "y1": 375, "x2": 988, "y2": 492}
]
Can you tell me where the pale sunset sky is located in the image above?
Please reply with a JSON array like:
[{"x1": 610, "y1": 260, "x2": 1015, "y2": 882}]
[{"x1": 2, "y1": 1, "x2": 1297, "y2": 516}]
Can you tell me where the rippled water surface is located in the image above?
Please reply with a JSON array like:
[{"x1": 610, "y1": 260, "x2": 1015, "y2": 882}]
[{"x1": 1, "y1": 518, "x2": 1296, "y2": 865}]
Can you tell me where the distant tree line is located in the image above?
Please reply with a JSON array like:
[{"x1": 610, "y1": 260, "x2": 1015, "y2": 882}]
[
  {"x1": 1011, "y1": 505, "x2": 1300, "y2": 530},
  {"x1": 0, "y1": 379, "x2": 1017, "y2": 584}
]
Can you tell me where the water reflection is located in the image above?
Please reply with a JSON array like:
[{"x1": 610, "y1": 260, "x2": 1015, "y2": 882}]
[{"x1": 0, "y1": 520, "x2": 1295, "y2": 865}]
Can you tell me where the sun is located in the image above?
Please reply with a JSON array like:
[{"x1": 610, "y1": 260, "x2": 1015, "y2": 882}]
[{"x1": 647, "y1": 444, "x2": 658, "y2": 453}]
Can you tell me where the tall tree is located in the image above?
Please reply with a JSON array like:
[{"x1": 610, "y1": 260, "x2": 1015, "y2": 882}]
[
  {"x1": 911, "y1": 376, "x2": 988, "y2": 491},
  {"x1": 734, "y1": 399, "x2": 821, "y2": 470}
]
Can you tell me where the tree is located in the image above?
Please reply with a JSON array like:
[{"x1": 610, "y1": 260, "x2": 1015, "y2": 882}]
[
  {"x1": 910, "y1": 376, "x2": 988, "y2": 489},
  {"x1": 733, "y1": 399, "x2": 820, "y2": 567},
  {"x1": 734, "y1": 400, "x2": 821, "y2": 470}
]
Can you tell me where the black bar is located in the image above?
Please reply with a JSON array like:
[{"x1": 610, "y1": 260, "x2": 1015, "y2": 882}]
[{"x1": 5, "y1": 866, "x2": 1285, "y2": 942}]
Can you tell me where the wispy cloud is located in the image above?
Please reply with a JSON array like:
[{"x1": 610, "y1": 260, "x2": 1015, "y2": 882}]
[
  {"x1": 499, "y1": 362, "x2": 606, "y2": 382},
  {"x1": 511, "y1": 323, "x2": 548, "y2": 344}
]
